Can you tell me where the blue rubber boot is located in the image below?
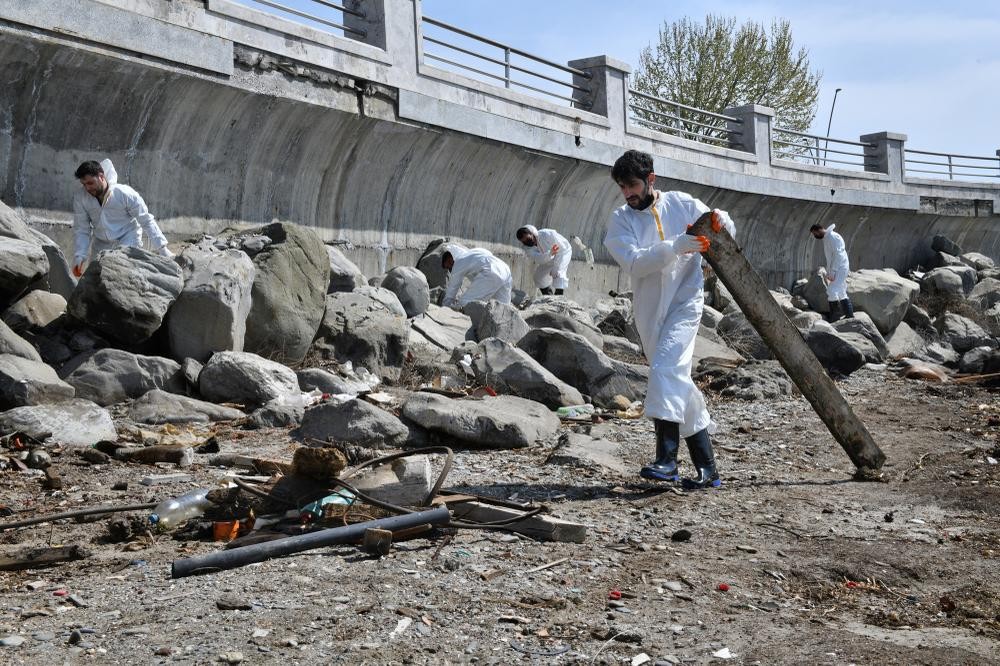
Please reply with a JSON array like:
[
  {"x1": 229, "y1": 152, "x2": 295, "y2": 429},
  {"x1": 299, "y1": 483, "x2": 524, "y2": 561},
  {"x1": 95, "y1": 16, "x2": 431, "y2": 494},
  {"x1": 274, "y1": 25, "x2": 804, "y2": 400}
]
[
  {"x1": 639, "y1": 419, "x2": 680, "y2": 482},
  {"x1": 681, "y1": 428, "x2": 721, "y2": 490}
]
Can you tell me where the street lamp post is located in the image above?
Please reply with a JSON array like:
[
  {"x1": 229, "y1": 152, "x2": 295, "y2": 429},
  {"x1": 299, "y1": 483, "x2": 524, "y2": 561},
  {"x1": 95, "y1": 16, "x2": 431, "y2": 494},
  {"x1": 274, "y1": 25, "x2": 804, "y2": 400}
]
[{"x1": 823, "y1": 87, "x2": 842, "y2": 166}]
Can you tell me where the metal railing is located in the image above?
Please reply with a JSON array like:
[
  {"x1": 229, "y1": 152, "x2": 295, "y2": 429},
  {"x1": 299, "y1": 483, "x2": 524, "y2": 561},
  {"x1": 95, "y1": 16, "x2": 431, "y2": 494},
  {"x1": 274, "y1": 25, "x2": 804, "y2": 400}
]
[
  {"x1": 235, "y1": 0, "x2": 366, "y2": 38},
  {"x1": 771, "y1": 127, "x2": 873, "y2": 171},
  {"x1": 627, "y1": 89, "x2": 741, "y2": 147},
  {"x1": 904, "y1": 149, "x2": 1000, "y2": 182},
  {"x1": 419, "y1": 16, "x2": 591, "y2": 107}
]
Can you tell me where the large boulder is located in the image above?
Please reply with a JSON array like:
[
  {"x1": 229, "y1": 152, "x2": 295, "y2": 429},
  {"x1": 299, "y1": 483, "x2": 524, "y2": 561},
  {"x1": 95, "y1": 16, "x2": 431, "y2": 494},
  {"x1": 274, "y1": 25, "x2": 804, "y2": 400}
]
[
  {"x1": 354, "y1": 286, "x2": 406, "y2": 318},
  {"x1": 696, "y1": 359, "x2": 795, "y2": 400},
  {"x1": 904, "y1": 303, "x2": 934, "y2": 331},
  {"x1": 797, "y1": 270, "x2": 830, "y2": 314},
  {"x1": 931, "y1": 234, "x2": 963, "y2": 256},
  {"x1": 921, "y1": 267, "x2": 970, "y2": 299},
  {"x1": 67, "y1": 246, "x2": 183, "y2": 344},
  {"x1": 959, "y1": 346, "x2": 999, "y2": 375},
  {"x1": 3, "y1": 290, "x2": 66, "y2": 333},
  {"x1": 934, "y1": 313, "x2": 996, "y2": 354},
  {"x1": 717, "y1": 310, "x2": 771, "y2": 360},
  {"x1": 416, "y1": 238, "x2": 460, "y2": 290},
  {"x1": 381, "y1": 267, "x2": 430, "y2": 318},
  {"x1": 845, "y1": 269, "x2": 920, "y2": 334},
  {"x1": 0, "y1": 203, "x2": 74, "y2": 301},
  {"x1": 463, "y1": 300, "x2": 529, "y2": 344},
  {"x1": 886, "y1": 321, "x2": 926, "y2": 359},
  {"x1": 831, "y1": 312, "x2": 888, "y2": 360},
  {"x1": 0, "y1": 354, "x2": 74, "y2": 409},
  {"x1": 410, "y1": 305, "x2": 474, "y2": 350},
  {"x1": 402, "y1": 393, "x2": 559, "y2": 449},
  {"x1": 241, "y1": 222, "x2": 330, "y2": 365},
  {"x1": 960, "y1": 252, "x2": 995, "y2": 272},
  {"x1": 468, "y1": 337, "x2": 585, "y2": 408},
  {"x1": 312, "y1": 291, "x2": 408, "y2": 382},
  {"x1": 914, "y1": 341, "x2": 960, "y2": 367},
  {"x1": 0, "y1": 399, "x2": 114, "y2": 446},
  {"x1": 522, "y1": 298, "x2": 603, "y2": 349},
  {"x1": 299, "y1": 398, "x2": 409, "y2": 448},
  {"x1": 969, "y1": 278, "x2": 1000, "y2": 310},
  {"x1": 129, "y1": 389, "x2": 245, "y2": 424},
  {"x1": 0, "y1": 318, "x2": 42, "y2": 362},
  {"x1": 168, "y1": 245, "x2": 256, "y2": 362},
  {"x1": 325, "y1": 245, "x2": 366, "y2": 292},
  {"x1": 61, "y1": 348, "x2": 184, "y2": 406},
  {"x1": 803, "y1": 328, "x2": 866, "y2": 376},
  {"x1": 693, "y1": 334, "x2": 744, "y2": 367},
  {"x1": 0, "y1": 237, "x2": 48, "y2": 307},
  {"x1": 198, "y1": 351, "x2": 299, "y2": 407},
  {"x1": 517, "y1": 328, "x2": 647, "y2": 408}
]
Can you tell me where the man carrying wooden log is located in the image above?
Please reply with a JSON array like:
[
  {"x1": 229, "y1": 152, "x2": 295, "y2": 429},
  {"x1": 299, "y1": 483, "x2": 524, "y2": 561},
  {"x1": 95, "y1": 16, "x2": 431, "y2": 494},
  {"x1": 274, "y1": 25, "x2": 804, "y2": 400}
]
[{"x1": 604, "y1": 150, "x2": 735, "y2": 489}]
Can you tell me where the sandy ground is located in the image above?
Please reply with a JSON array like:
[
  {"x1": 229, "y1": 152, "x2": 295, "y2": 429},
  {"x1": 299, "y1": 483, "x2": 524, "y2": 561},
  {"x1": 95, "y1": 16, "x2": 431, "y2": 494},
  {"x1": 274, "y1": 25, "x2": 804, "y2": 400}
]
[{"x1": 1, "y1": 366, "x2": 998, "y2": 665}]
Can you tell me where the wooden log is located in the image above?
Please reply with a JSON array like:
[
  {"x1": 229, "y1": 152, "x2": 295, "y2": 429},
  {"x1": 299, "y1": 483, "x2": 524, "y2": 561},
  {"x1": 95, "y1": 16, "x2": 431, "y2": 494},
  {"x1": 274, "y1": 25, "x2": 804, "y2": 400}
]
[
  {"x1": 689, "y1": 213, "x2": 886, "y2": 475},
  {"x1": 0, "y1": 545, "x2": 91, "y2": 571},
  {"x1": 449, "y1": 501, "x2": 586, "y2": 543}
]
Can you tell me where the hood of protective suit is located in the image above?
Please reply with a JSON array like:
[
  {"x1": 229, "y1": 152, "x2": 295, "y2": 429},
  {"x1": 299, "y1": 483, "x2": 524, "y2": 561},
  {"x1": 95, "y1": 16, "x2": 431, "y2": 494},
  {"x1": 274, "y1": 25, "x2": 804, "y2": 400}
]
[
  {"x1": 80, "y1": 158, "x2": 118, "y2": 190},
  {"x1": 520, "y1": 224, "x2": 539, "y2": 237},
  {"x1": 445, "y1": 244, "x2": 472, "y2": 261}
]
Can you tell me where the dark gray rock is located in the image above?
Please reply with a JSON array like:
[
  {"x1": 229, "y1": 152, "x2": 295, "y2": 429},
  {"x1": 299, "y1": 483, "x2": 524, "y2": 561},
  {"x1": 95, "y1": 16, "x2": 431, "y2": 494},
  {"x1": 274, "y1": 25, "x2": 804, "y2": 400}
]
[
  {"x1": 915, "y1": 341, "x2": 960, "y2": 367},
  {"x1": 463, "y1": 300, "x2": 529, "y2": 344},
  {"x1": 67, "y1": 246, "x2": 183, "y2": 344},
  {"x1": 241, "y1": 222, "x2": 330, "y2": 365},
  {"x1": 959, "y1": 346, "x2": 997, "y2": 374},
  {"x1": 717, "y1": 310, "x2": 771, "y2": 360},
  {"x1": 469, "y1": 337, "x2": 585, "y2": 408},
  {"x1": 934, "y1": 313, "x2": 995, "y2": 353},
  {"x1": 129, "y1": 389, "x2": 245, "y2": 424},
  {"x1": 517, "y1": 327, "x2": 647, "y2": 408},
  {"x1": 960, "y1": 252, "x2": 995, "y2": 272},
  {"x1": 0, "y1": 354, "x2": 74, "y2": 409},
  {"x1": 3, "y1": 290, "x2": 66, "y2": 333},
  {"x1": 803, "y1": 328, "x2": 866, "y2": 376},
  {"x1": 0, "y1": 399, "x2": 115, "y2": 446},
  {"x1": 696, "y1": 359, "x2": 795, "y2": 400},
  {"x1": 312, "y1": 291, "x2": 409, "y2": 382},
  {"x1": 299, "y1": 398, "x2": 409, "y2": 448},
  {"x1": 354, "y1": 286, "x2": 406, "y2": 318},
  {"x1": 922, "y1": 267, "x2": 972, "y2": 299},
  {"x1": 831, "y1": 312, "x2": 888, "y2": 360},
  {"x1": 886, "y1": 321, "x2": 926, "y2": 359},
  {"x1": 0, "y1": 237, "x2": 48, "y2": 307},
  {"x1": 296, "y1": 367, "x2": 377, "y2": 395},
  {"x1": 169, "y1": 245, "x2": 256, "y2": 362},
  {"x1": 381, "y1": 267, "x2": 430, "y2": 318},
  {"x1": 522, "y1": 300, "x2": 603, "y2": 349},
  {"x1": 61, "y1": 348, "x2": 184, "y2": 406},
  {"x1": 410, "y1": 305, "x2": 474, "y2": 350},
  {"x1": 701, "y1": 305, "x2": 724, "y2": 330},
  {"x1": 602, "y1": 334, "x2": 644, "y2": 362},
  {"x1": 931, "y1": 234, "x2": 962, "y2": 256},
  {"x1": 846, "y1": 269, "x2": 920, "y2": 334},
  {"x1": 0, "y1": 318, "x2": 41, "y2": 362},
  {"x1": 198, "y1": 351, "x2": 299, "y2": 407},
  {"x1": 415, "y1": 238, "x2": 460, "y2": 290},
  {"x1": 903, "y1": 303, "x2": 934, "y2": 331},
  {"x1": 969, "y1": 278, "x2": 1000, "y2": 310},
  {"x1": 549, "y1": 431, "x2": 629, "y2": 475},
  {"x1": 401, "y1": 393, "x2": 558, "y2": 449},
  {"x1": 325, "y1": 245, "x2": 366, "y2": 293},
  {"x1": 247, "y1": 398, "x2": 304, "y2": 429},
  {"x1": 0, "y1": 203, "x2": 75, "y2": 301}
]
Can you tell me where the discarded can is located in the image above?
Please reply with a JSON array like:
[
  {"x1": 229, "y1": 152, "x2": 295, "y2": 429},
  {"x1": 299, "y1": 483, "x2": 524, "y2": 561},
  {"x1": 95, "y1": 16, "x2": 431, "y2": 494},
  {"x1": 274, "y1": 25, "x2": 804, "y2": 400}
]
[
  {"x1": 717, "y1": 583, "x2": 730, "y2": 592},
  {"x1": 213, "y1": 520, "x2": 240, "y2": 542},
  {"x1": 608, "y1": 588, "x2": 622, "y2": 600}
]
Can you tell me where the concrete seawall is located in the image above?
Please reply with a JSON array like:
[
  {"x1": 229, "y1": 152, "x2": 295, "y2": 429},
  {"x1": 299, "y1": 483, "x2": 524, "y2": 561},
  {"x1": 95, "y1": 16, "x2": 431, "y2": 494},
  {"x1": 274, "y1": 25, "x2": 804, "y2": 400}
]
[{"x1": 2, "y1": 4, "x2": 999, "y2": 303}]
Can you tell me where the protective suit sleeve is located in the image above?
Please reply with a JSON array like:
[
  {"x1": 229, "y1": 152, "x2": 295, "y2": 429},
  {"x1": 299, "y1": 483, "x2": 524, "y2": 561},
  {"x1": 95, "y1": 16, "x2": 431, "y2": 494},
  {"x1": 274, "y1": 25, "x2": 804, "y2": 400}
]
[
  {"x1": 604, "y1": 214, "x2": 680, "y2": 279},
  {"x1": 72, "y1": 195, "x2": 92, "y2": 265},
  {"x1": 124, "y1": 189, "x2": 169, "y2": 250},
  {"x1": 443, "y1": 262, "x2": 470, "y2": 307}
]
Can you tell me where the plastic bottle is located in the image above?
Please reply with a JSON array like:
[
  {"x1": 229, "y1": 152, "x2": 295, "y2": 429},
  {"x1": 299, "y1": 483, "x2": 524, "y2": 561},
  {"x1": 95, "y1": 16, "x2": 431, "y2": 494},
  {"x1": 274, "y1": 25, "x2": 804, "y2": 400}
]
[
  {"x1": 556, "y1": 404, "x2": 596, "y2": 418},
  {"x1": 149, "y1": 488, "x2": 214, "y2": 529}
]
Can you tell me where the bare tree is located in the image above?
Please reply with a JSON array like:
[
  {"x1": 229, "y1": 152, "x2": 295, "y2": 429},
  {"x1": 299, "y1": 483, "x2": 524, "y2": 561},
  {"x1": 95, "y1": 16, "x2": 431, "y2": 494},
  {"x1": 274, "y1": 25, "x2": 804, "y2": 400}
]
[{"x1": 631, "y1": 15, "x2": 821, "y2": 150}]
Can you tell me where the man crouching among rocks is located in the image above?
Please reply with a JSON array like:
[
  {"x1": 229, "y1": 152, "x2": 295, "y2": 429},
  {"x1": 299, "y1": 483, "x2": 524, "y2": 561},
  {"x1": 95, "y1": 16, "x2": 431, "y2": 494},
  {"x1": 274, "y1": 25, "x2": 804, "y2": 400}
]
[{"x1": 604, "y1": 150, "x2": 736, "y2": 489}]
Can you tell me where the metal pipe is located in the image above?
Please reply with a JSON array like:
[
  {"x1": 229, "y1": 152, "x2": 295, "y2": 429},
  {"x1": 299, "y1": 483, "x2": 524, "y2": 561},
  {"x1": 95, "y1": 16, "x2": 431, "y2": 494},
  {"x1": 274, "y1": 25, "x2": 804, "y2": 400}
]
[
  {"x1": 823, "y1": 87, "x2": 842, "y2": 165},
  {"x1": 171, "y1": 506, "x2": 450, "y2": 578}
]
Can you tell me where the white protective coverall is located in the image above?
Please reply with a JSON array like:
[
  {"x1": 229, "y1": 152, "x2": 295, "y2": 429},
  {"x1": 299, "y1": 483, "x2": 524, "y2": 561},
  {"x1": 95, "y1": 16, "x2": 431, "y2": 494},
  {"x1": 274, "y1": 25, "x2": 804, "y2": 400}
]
[
  {"x1": 72, "y1": 159, "x2": 171, "y2": 265},
  {"x1": 443, "y1": 245, "x2": 513, "y2": 308},
  {"x1": 519, "y1": 225, "x2": 572, "y2": 290},
  {"x1": 604, "y1": 191, "x2": 735, "y2": 437},
  {"x1": 821, "y1": 224, "x2": 850, "y2": 301}
]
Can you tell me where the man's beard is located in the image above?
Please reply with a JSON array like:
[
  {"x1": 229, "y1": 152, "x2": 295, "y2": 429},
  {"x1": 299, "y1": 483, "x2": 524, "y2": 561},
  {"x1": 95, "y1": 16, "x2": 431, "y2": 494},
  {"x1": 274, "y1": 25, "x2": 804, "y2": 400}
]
[{"x1": 627, "y1": 183, "x2": 655, "y2": 210}]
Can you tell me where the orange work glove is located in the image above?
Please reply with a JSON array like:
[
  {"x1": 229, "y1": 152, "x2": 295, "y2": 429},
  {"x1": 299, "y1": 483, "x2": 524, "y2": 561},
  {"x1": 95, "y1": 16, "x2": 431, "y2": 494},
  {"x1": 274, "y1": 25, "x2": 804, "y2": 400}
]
[
  {"x1": 72, "y1": 263, "x2": 84, "y2": 278},
  {"x1": 550, "y1": 243, "x2": 560, "y2": 257},
  {"x1": 710, "y1": 209, "x2": 723, "y2": 233}
]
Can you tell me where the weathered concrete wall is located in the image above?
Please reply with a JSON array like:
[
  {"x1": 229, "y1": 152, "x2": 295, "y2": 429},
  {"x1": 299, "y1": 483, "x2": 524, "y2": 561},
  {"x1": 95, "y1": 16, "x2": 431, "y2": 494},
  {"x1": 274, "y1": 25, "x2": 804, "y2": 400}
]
[{"x1": 2, "y1": 18, "x2": 999, "y2": 305}]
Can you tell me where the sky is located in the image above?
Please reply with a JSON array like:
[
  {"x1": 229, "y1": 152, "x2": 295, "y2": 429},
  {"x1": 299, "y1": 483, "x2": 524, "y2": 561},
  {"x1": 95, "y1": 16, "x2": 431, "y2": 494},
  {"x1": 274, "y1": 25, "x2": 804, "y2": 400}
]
[{"x1": 419, "y1": 0, "x2": 1000, "y2": 158}]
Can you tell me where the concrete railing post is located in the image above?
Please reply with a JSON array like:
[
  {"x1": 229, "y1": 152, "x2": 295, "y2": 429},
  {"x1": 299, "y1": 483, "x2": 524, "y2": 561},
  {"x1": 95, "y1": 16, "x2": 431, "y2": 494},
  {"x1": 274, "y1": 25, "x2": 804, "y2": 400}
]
[
  {"x1": 724, "y1": 104, "x2": 775, "y2": 166},
  {"x1": 861, "y1": 132, "x2": 907, "y2": 183},
  {"x1": 567, "y1": 56, "x2": 631, "y2": 139},
  {"x1": 345, "y1": 0, "x2": 418, "y2": 74}
]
